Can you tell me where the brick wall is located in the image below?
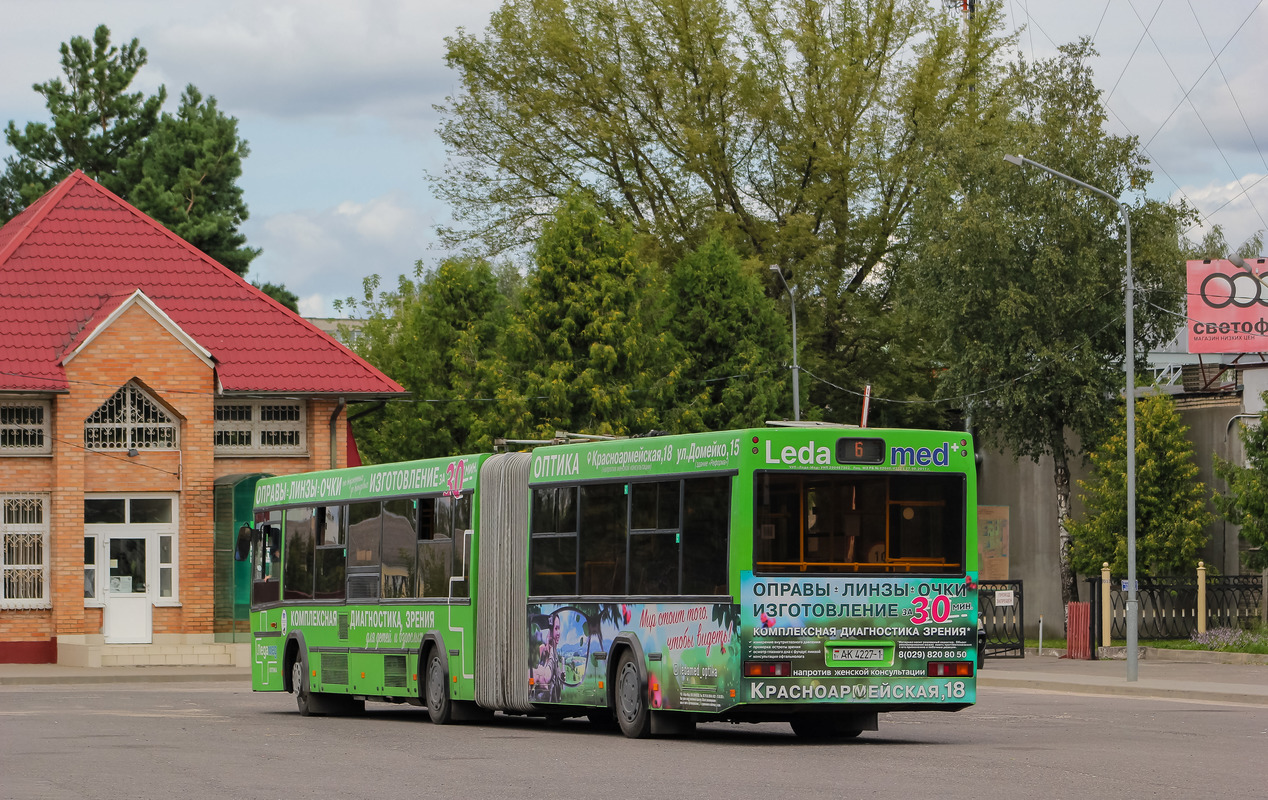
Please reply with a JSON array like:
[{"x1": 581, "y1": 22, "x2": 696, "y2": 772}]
[{"x1": 2, "y1": 302, "x2": 355, "y2": 661}]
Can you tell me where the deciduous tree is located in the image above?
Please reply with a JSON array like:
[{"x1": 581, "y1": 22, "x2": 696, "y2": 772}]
[
  {"x1": 435, "y1": 0, "x2": 1013, "y2": 421},
  {"x1": 910, "y1": 40, "x2": 1191, "y2": 610}
]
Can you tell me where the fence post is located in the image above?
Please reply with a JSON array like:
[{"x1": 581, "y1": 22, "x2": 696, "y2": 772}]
[
  {"x1": 1261, "y1": 568, "x2": 1267, "y2": 626},
  {"x1": 1101, "y1": 563, "x2": 1112, "y2": 647},
  {"x1": 1197, "y1": 561, "x2": 1207, "y2": 635}
]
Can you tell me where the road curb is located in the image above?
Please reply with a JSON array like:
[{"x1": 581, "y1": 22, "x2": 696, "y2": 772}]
[
  {"x1": 0, "y1": 671, "x2": 249, "y2": 687},
  {"x1": 979, "y1": 674, "x2": 1268, "y2": 706}
]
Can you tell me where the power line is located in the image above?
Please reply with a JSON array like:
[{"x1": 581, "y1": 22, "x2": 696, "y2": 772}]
[{"x1": 1120, "y1": 0, "x2": 1268, "y2": 233}]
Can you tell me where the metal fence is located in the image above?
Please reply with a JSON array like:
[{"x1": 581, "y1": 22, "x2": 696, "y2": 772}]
[
  {"x1": 1086, "y1": 574, "x2": 1264, "y2": 641},
  {"x1": 979, "y1": 580, "x2": 1024, "y2": 658}
]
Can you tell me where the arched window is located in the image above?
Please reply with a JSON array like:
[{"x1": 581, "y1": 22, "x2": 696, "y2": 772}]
[{"x1": 84, "y1": 383, "x2": 178, "y2": 450}]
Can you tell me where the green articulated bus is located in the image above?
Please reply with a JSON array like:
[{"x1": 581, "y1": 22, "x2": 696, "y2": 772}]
[{"x1": 248, "y1": 424, "x2": 980, "y2": 739}]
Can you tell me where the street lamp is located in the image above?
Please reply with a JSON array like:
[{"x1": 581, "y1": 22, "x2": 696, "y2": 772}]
[
  {"x1": 1003, "y1": 153, "x2": 1139, "y2": 682},
  {"x1": 770, "y1": 265, "x2": 801, "y2": 421}
]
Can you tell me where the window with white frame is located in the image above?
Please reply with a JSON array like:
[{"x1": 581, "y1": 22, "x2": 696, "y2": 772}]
[
  {"x1": 0, "y1": 400, "x2": 51, "y2": 455},
  {"x1": 214, "y1": 400, "x2": 306, "y2": 455},
  {"x1": 2, "y1": 495, "x2": 50, "y2": 608},
  {"x1": 83, "y1": 496, "x2": 179, "y2": 604},
  {"x1": 84, "y1": 383, "x2": 177, "y2": 450}
]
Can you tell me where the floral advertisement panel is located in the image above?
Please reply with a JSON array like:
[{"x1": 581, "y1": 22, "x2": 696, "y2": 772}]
[{"x1": 527, "y1": 601, "x2": 739, "y2": 713}]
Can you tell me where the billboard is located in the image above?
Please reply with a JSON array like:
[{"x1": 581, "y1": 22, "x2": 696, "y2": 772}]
[{"x1": 1187, "y1": 258, "x2": 1268, "y2": 354}]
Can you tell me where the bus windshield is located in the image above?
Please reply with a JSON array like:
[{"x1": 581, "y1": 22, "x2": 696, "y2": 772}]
[{"x1": 754, "y1": 471, "x2": 965, "y2": 575}]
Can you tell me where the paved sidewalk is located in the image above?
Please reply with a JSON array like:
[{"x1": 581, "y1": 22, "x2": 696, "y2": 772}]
[
  {"x1": 979, "y1": 651, "x2": 1268, "y2": 706},
  {"x1": 0, "y1": 663, "x2": 249, "y2": 686}
]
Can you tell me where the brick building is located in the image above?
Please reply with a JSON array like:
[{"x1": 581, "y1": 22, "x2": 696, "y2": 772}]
[{"x1": 0, "y1": 172, "x2": 405, "y2": 666}]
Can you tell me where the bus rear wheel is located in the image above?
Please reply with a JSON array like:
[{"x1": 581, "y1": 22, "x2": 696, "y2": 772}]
[
  {"x1": 614, "y1": 651, "x2": 650, "y2": 739},
  {"x1": 790, "y1": 717, "x2": 863, "y2": 740},
  {"x1": 424, "y1": 649, "x2": 453, "y2": 725}
]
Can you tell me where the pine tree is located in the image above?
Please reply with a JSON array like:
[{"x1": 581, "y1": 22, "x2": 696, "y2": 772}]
[
  {"x1": 2, "y1": 26, "x2": 260, "y2": 276},
  {"x1": 119, "y1": 86, "x2": 259, "y2": 275},
  {"x1": 662, "y1": 233, "x2": 788, "y2": 430},
  {"x1": 500, "y1": 194, "x2": 669, "y2": 437},
  {"x1": 1069, "y1": 392, "x2": 1212, "y2": 576},
  {"x1": 0, "y1": 25, "x2": 164, "y2": 218}
]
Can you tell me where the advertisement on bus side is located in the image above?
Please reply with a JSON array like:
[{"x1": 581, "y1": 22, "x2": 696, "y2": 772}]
[
  {"x1": 740, "y1": 572, "x2": 978, "y2": 704},
  {"x1": 528, "y1": 601, "x2": 739, "y2": 713}
]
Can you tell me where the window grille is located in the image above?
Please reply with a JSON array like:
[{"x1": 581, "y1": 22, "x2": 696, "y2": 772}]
[
  {"x1": 0, "y1": 400, "x2": 51, "y2": 455},
  {"x1": 214, "y1": 400, "x2": 305, "y2": 454},
  {"x1": 2, "y1": 495, "x2": 49, "y2": 608},
  {"x1": 84, "y1": 384, "x2": 177, "y2": 450}
]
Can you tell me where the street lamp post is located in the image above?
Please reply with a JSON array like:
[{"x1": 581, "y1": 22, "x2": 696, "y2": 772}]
[
  {"x1": 770, "y1": 266, "x2": 801, "y2": 421},
  {"x1": 1003, "y1": 153, "x2": 1139, "y2": 682}
]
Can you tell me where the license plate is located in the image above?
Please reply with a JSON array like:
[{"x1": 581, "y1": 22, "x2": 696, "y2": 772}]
[{"x1": 831, "y1": 647, "x2": 884, "y2": 661}]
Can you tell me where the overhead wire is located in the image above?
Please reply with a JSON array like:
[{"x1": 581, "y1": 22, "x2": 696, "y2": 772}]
[{"x1": 1120, "y1": 0, "x2": 1268, "y2": 233}]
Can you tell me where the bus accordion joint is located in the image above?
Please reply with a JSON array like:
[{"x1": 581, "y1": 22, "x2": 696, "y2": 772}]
[
  {"x1": 926, "y1": 661, "x2": 974, "y2": 678},
  {"x1": 743, "y1": 661, "x2": 793, "y2": 678}
]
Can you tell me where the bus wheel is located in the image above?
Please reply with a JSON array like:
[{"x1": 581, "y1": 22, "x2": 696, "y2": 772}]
[
  {"x1": 292, "y1": 657, "x2": 313, "y2": 717},
  {"x1": 424, "y1": 650, "x2": 453, "y2": 725},
  {"x1": 615, "y1": 651, "x2": 651, "y2": 739}
]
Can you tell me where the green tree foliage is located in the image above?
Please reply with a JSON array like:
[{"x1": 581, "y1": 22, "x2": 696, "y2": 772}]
[
  {"x1": 1213, "y1": 395, "x2": 1268, "y2": 572},
  {"x1": 436, "y1": 0, "x2": 1012, "y2": 422},
  {"x1": 340, "y1": 260, "x2": 513, "y2": 463},
  {"x1": 254, "y1": 281, "x2": 299, "y2": 313},
  {"x1": 1069, "y1": 393, "x2": 1212, "y2": 576},
  {"x1": 498, "y1": 194, "x2": 670, "y2": 437},
  {"x1": 118, "y1": 86, "x2": 259, "y2": 275},
  {"x1": 662, "y1": 234, "x2": 789, "y2": 428},
  {"x1": 1, "y1": 26, "x2": 261, "y2": 276},
  {"x1": 910, "y1": 40, "x2": 1191, "y2": 607}
]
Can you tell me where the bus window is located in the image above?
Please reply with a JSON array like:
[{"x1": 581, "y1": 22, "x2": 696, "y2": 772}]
[
  {"x1": 754, "y1": 472, "x2": 963, "y2": 575},
  {"x1": 578, "y1": 483, "x2": 626, "y2": 595},
  {"x1": 346, "y1": 501, "x2": 382, "y2": 601},
  {"x1": 417, "y1": 497, "x2": 453, "y2": 598},
  {"x1": 382, "y1": 498, "x2": 418, "y2": 599},
  {"x1": 314, "y1": 505, "x2": 345, "y2": 601},
  {"x1": 282, "y1": 507, "x2": 314, "y2": 601},
  {"x1": 250, "y1": 510, "x2": 282, "y2": 607},
  {"x1": 628, "y1": 481, "x2": 679, "y2": 595},
  {"x1": 681, "y1": 476, "x2": 730, "y2": 595},
  {"x1": 530, "y1": 487, "x2": 577, "y2": 595},
  {"x1": 451, "y1": 493, "x2": 472, "y2": 599}
]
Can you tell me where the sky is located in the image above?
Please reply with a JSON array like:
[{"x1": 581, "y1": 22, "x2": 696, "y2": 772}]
[{"x1": 2, "y1": 0, "x2": 1266, "y2": 317}]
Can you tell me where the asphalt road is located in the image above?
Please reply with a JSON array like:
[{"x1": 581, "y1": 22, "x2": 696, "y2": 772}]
[{"x1": 1, "y1": 682, "x2": 1264, "y2": 799}]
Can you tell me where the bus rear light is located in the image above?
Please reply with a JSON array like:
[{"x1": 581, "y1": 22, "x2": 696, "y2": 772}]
[
  {"x1": 926, "y1": 661, "x2": 974, "y2": 678},
  {"x1": 743, "y1": 660, "x2": 793, "y2": 678}
]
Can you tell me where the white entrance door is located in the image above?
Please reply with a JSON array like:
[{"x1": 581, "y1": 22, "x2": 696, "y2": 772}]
[{"x1": 103, "y1": 537, "x2": 152, "y2": 644}]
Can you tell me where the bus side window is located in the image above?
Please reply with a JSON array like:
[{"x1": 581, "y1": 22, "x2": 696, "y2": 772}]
[{"x1": 251, "y1": 513, "x2": 282, "y2": 607}]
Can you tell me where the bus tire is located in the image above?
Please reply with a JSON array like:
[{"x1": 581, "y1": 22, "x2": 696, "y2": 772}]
[
  {"x1": 424, "y1": 649, "x2": 453, "y2": 725},
  {"x1": 292, "y1": 656, "x2": 314, "y2": 717},
  {"x1": 790, "y1": 717, "x2": 863, "y2": 740},
  {"x1": 614, "y1": 651, "x2": 651, "y2": 739}
]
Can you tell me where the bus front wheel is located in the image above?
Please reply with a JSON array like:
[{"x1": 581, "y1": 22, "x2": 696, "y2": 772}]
[
  {"x1": 424, "y1": 649, "x2": 453, "y2": 725},
  {"x1": 615, "y1": 651, "x2": 651, "y2": 739},
  {"x1": 292, "y1": 657, "x2": 314, "y2": 717}
]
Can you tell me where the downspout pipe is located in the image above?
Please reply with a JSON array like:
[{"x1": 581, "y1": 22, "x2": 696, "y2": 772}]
[{"x1": 330, "y1": 397, "x2": 346, "y2": 470}]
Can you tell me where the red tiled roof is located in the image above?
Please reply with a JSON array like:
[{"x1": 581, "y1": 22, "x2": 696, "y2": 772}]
[{"x1": 0, "y1": 171, "x2": 405, "y2": 396}]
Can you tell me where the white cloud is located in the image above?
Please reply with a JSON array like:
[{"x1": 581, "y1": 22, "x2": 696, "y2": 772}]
[
  {"x1": 141, "y1": 0, "x2": 502, "y2": 126},
  {"x1": 247, "y1": 191, "x2": 436, "y2": 316}
]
